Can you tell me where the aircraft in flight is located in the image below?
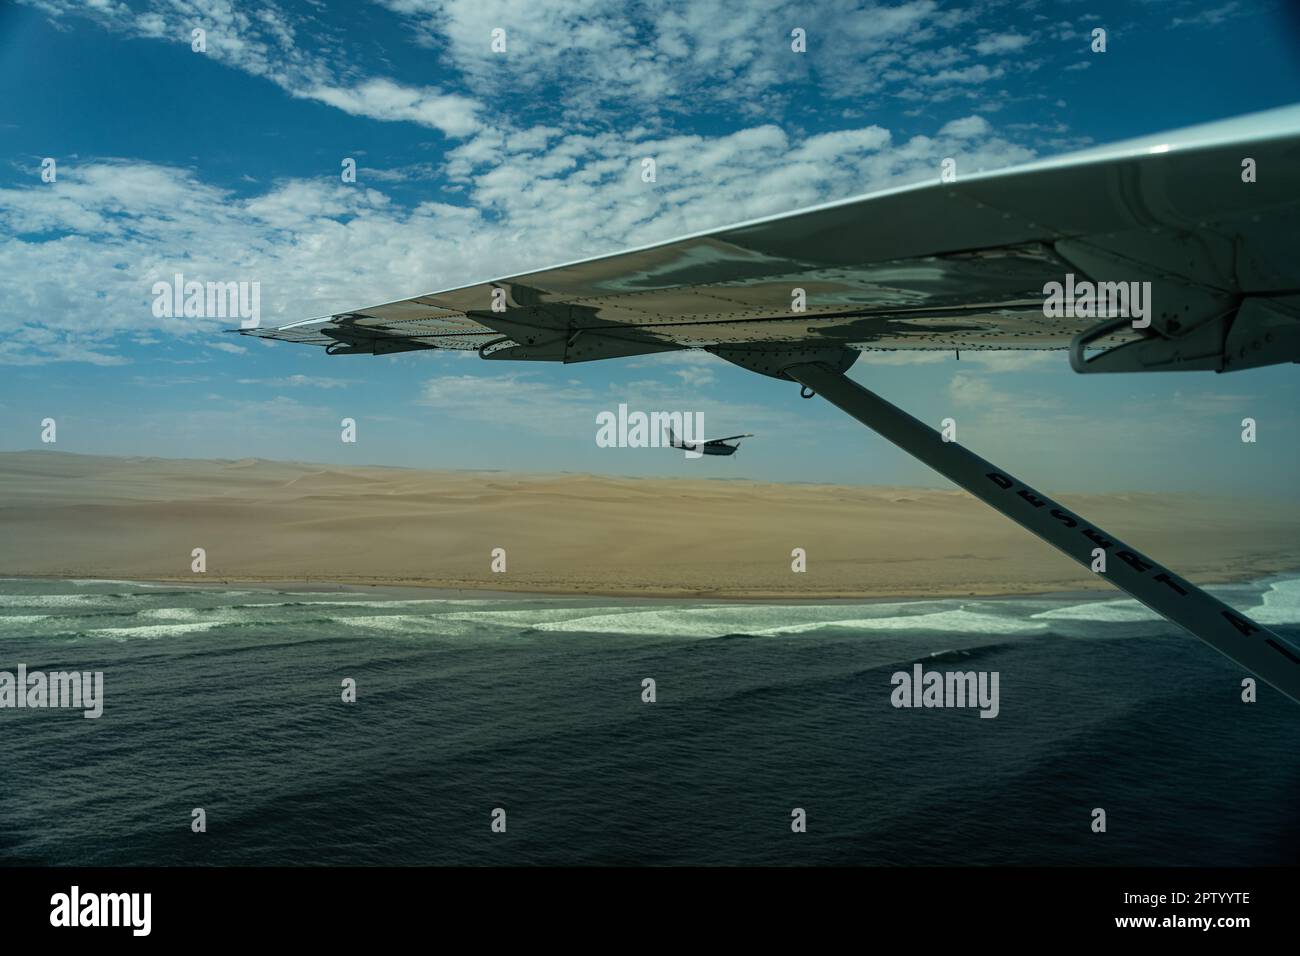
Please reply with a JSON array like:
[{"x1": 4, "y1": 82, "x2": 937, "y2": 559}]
[
  {"x1": 237, "y1": 105, "x2": 1300, "y2": 704},
  {"x1": 665, "y1": 426, "x2": 753, "y2": 457}
]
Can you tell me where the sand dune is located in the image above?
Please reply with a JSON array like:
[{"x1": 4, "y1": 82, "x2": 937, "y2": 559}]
[{"x1": 1, "y1": 450, "x2": 1297, "y2": 599}]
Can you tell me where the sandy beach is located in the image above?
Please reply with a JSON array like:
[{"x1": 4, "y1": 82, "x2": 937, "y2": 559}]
[{"x1": 1, "y1": 450, "x2": 1297, "y2": 599}]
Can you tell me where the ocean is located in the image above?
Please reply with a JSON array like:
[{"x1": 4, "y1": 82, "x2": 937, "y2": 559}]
[{"x1": 1, "y1": 576, "x2": 1297, "y2": 866}]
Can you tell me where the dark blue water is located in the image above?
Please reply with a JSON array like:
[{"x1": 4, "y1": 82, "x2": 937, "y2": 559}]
[{"x1": 1, "y1": 578, "x2": 1297, "y2": 865}]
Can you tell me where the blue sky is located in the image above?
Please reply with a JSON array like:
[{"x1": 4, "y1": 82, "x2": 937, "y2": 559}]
[{"x1": 2, "y1": 0, "x2": 1299, "y2": 493}]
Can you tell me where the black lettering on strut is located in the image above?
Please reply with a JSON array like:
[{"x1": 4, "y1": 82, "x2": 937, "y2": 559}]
[
  {"x1": 1049, "y1": 508, "x2": 1078, "y2": 529},
  {"x1": 1116, "y1": 550, "x2": 1153, "y2": 573},
  {"x1": 1222, "y1": 610, "x2": 1260, "y2": 637},
  {"x1": 1082, "y1": 529, "x2": 1113, "y2": 550},
  {"x1": 1266, "y1": 639, "x2": 1300, "y2": 665},
  {"x1": 1153, "y1": 572, "x2": 1188, "y2": 596},
  {"x1": 1017, "y1": 488, "x2": 1047, "y2": 508}
]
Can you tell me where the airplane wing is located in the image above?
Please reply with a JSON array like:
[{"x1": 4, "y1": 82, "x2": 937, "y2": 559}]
[
  {"x1": 233, "y1": 106, "x2": 1300, "y2": 703},
  {"x1": 239, "y1": 105, "x2": 1300, "y2": 371},
  {"x1": 707, "y1": 434, "x2": 755, "y2": 443}
]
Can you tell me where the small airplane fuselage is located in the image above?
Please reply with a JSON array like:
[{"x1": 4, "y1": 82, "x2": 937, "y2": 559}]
[{"x1": 665, "y1": 426, "x2": 752, "y2": 457}]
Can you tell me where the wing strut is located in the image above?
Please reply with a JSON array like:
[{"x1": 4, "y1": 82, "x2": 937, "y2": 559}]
[{"x1": 783, "y1": 359, "x2": 1300, "y2": 704}]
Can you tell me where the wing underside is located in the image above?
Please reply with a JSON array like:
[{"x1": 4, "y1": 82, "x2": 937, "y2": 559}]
[{"x1": 239, "y1": 107, "x2": 1300, "y2": 364}]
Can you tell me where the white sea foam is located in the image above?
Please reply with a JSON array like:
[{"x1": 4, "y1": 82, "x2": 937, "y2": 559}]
[
  {"x1": 750, "y1": 607, "x2": 1047, "y2": 636},
  {"x1": 7, "y1": 576, "x2": 1295, "y2": 643},
  {"x1": 137, "y1": 607, "x2": 205, "y2": 621},
  {"x1": 329, "y1": 614, "x2": 483, "y2": 637},
  {"x1": 83, "y1": 622, "x2": 225, "y2": 639},
  {"x1": 1249, "y1": 577, "x2": 1300, "y2": 624},
  {"x1": 233, "y1": 597, "x2": 505, "y2": 609},
  {"x1": 1031, "y1": 599, "x2": 1159, "y2": 623},
  {"x1": 69, "y1": 579, "x2": 156, "y2": 587},
  {"x1": 0, "y1": 593, "x2": 123, "y2": 609},
  {"x1": 1029, "y1": 576, "x2": 1300, "y2": 626},
  {"x1": 528, "y1": 602, "x2": 1045, "y2": 637},
  {"x1": 440, "y1": 606, "x2": 654, "y2": 629}
]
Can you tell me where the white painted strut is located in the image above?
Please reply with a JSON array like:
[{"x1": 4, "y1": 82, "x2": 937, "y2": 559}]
[{"x1": 786, "y1": 361, "x2": 1300, "y2": 704}]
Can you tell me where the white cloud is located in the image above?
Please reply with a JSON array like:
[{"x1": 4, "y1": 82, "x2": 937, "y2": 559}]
[
  {"x1": 673, "y1": 366, "x2": 716, "y2": 388},
  {"x1": 0, "y1": 105, "x2": 1035, "y2": 366},
  {"x1": 41, "y1": 0, "x2": 1013, "y2": 117},
  {"x1": 973, "y1": 33, "x2": 1032, "y2": 55},
  {"x1": 854, "y1": 350, "x2": 1065, "y2": 371},
  {"x1": 297, "y1": 79, "x2": 481, "y2": 138},
  {"x1": 965, "y1": 351, "x2": 1062, "y2": 373},
  {"x1": 1170, "y1": 389, "x2": 1254, "y2": 414},
  {"x1": 20, "y1": 0, "x2": 481, "y2": 137},
  {"x1": 419, "y1": 372, "x2": 597, "y2": 435},
  {"x1": 948, "y1": 371, "x2": 998, "y2": 408},
  {"x1": 237, "y1": 374, "x2": 354, "y2": 389},
  {"x1": 1171, "y1": 2, "x2": 1243, "y2": 28},
  {"x1": 949, "y1": 370, "x2": 1060, "y2": 410},
  {"x1": 20, "y1": 0, "x2": 1056, "y2": 134},
  {"x1": 854, "y1": 350, "x2": 952, "y2": 367},
  {"x1": 919, "y1": 63, "x2": 1005, "y2": 86},
  {"x1": 422, "y1": 364, "x2": 803, "y2": 440},
  {"x1": 938, "y1": 115, "x2": 991, "y2": 139}
]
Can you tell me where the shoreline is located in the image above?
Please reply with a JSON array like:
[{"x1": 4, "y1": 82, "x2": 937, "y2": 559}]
[{"x1": 3, "y1": 564, "x2": 1295, "y2": 604}]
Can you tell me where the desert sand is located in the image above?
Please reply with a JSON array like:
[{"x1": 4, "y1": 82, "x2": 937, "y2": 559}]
[{"x1": 1, "y1": 450, "x2": 1297, "y2": 599}]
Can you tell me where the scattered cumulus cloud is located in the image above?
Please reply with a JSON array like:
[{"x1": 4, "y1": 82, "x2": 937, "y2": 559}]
[{"x1": 0, "y1": 118, "x2": 1035, "y2": 364}]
